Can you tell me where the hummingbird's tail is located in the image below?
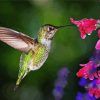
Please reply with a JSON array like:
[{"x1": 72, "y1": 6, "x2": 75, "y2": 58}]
[
  {"x1": 14, "y1": 51, "x2": 33, "y2": 91},
  {"x1": 16, "y1": 68, "x2": 30, "y2": 86},
  {"x1": 14, "y1": 69, "x2": 30, "y2": 91}
]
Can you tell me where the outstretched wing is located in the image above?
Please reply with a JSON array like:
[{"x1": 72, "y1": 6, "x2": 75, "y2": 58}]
[{"x1": 0, "y1": 27, "x2": 34, "y2": 53}]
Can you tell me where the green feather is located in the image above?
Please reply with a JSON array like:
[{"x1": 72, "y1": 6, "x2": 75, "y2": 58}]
[
  {"x1": 33, "y1": 45, "x2": 46, "y2": 65},
  {"x1": 16, "y1": 50, "x2": 33, "y2": 86}
]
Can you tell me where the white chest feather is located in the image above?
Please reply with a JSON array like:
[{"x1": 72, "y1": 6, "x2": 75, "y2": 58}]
[
  {"x1": 41, "y1": 38, "x2": 51, "y2": 50},
  {"x1": 29, "y1": 39, "x2": 52, "y2": 71}
]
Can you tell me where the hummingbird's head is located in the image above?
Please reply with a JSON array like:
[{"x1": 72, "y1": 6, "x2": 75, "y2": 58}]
[
  {"x1": 39, "y1": 24, "x2": 58, "y2": 40},
  {"x1": 38, "y1": 24, "x2": 58, "y2": 45},
  {"x1": 38, "y1": 24, "x2": 72, "y2": 45}
]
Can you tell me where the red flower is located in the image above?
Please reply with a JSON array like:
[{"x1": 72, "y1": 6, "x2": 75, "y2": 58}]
[
  {"x1": 76, "y1": 61, "x2": 99, "y2": 80},
  {"x1": 70, "y1": 18, "x2": 99, "y2": 39}
]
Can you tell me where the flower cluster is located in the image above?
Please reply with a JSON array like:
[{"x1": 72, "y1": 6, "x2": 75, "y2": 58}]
[
  {"x1": 70, "y1": 18, "x2": 100, "y2": 39},
  {"x1": 76, "y1": 52, "x2": 100, "y2": 99},
  {"x1": 76, "y1": 78, "x2": 99, "y2": 100},
  {"x1": 78, "y1": 77, "x2": 100, "y2": 99},
  {"x1": 76, "y1": 61, "x2": 99, "y2": 80},
  {"x1": 76, "y1": 92, "x2": 96, "y2": 100},
  {"x1": 88, "y1": 79, "x2": 100, "y2": 98},
  {"x1": 52, "y1": 67, "x2": 69, "y2": 100},
  {"x1": 70, "y1": 18, "x2": 100, "y2": 99}
]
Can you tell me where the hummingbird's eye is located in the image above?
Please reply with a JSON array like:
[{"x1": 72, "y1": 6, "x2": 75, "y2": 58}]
[{"x1": 48, "y1": 27, "x2": 54, "y2": 32}]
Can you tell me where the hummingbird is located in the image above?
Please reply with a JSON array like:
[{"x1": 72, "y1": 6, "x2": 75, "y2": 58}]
[{"x1": 0, "y1": 24, "x2": 71, "y2": 87}]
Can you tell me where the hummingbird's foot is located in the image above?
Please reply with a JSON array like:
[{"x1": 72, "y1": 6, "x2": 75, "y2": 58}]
[{"x1": 14, "y1": 85, "x2": 19, "y2": 92}]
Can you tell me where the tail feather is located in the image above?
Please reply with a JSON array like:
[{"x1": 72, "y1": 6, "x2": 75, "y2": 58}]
[
  {"x1": 16, "y1": 68, "x2": 30, "y2": 86},
  {"x1": 14, "y1": 70, "x2": 29, "y2": 91},
  {"x1": 15, "y1": 50, "x2": 33, "y2": 87}
]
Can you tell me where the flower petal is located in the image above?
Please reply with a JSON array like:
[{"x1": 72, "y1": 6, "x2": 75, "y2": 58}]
[
  {"x1": 98, "y1": 29, "x2": 100, "y2": 38},
  {"x1": 95, "y1": 40, "x2": 100, "y2": 50},
  {"x1": 70, "y1": 18, "x2": 99, "y2": 39}
]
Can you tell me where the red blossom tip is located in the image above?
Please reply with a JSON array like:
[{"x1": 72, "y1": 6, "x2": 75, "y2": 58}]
[{"x1": 70, "y1": 18, "x2": 99, "y2": 39}]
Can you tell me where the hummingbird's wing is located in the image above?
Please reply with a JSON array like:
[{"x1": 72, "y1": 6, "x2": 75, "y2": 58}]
[{"x1": 0, "y1": 27, "x2": 35, "y2": 53}]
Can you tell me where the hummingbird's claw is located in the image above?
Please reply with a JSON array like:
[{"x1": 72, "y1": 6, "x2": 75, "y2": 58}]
[{"x1": 14, "y1": 85, "x2": 19, "y2": 92}]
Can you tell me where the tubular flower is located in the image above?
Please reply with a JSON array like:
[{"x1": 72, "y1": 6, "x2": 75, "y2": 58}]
[
  {"x1": 87, "y1": 79, "x2": 100, "y2": 99},
  {"x1": 78, "y1": 78, "x2": 100, "y2": 99},
  {"x1": 95, "y1": 30, "x2": 100, "y2": 50},
  {"x1": 95, "y1": 40, "x2": 100, "y2": 50},
  {"x1": 76, "y1": 61, "x2": 99, "y2": 80},
  {"x1": 98, "y1": 29, "x2": 100, "y2": 38},
  {"x1": 89, "y1": 88, "x2": 100, "y2": 99},
  {"x1": 70, "y1": 18, "x2": 100, "y2": 39}
]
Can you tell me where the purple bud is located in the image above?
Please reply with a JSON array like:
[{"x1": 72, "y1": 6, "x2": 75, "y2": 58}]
[{"x1": 52, "y1": 67, "x2": 69, "y2": 100}]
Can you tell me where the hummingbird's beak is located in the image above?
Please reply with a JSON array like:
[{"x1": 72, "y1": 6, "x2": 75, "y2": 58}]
[{"x1": 56, "y1": 24, "x2": 73, "y2": 29}]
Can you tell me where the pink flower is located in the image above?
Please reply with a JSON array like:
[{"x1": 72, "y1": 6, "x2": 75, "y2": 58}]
[
  {"x1": 98, "y1": 29, "x2": 100, "y2": 38},
  {"x1": 96, "y1": 78, "x2": 100, "y2": 84},
  {"x1": 95, "y1": 30, "x2": 100, "y2": 50},
  {"x1": 88, "y1": 80, "x2": 100, "y2": 99},
  {"x1": 89, "y1": 88, "x2": 100, "y2": 98},
  {"x1": 70, "y1": 18, "x2": 99, "y2": 39},
  {"x1": 76, "y1": 61, "x2": 99, "y2": 80},
  {"x1": 95, "y1": 39, "x2": 100, "y2": 50}
]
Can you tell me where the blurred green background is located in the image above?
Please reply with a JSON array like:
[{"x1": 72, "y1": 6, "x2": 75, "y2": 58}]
[{"x1": 0, "y1": 0, "x2": 100, "y2": 100}]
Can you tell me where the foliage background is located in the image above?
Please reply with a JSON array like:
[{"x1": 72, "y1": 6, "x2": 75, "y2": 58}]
[{"x1": 0, "y1": 0, "x2": 100, "y2": 100}]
